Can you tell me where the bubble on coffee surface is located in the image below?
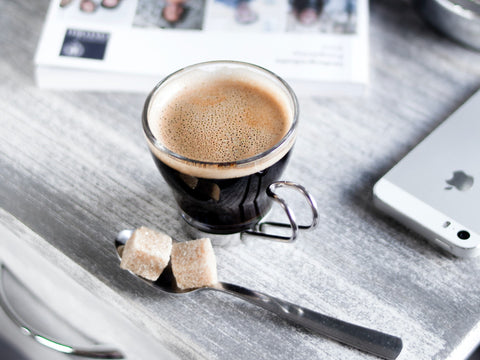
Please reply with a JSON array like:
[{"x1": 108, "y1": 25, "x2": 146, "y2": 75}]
[
  {"x1": 147, "y1": 65, "x2": 296, "y2": 178},
  {"x1": 157, "y1": 79, "x2": 289, "y2": 163}
]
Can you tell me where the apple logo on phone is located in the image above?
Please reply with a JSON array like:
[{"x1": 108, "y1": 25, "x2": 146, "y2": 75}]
[{"x1": 445, "y1": 170, "x2": 474, "y2": 191}]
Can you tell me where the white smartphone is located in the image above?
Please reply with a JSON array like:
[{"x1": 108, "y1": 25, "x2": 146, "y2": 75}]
[{"x1": 373, "y1": 89, "x2": 480, "y2": 257}]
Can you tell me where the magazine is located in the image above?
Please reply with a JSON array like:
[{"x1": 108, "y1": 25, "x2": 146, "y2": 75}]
[{"x1": 35, "y1": 0, "x2": 369, "y2": 96}]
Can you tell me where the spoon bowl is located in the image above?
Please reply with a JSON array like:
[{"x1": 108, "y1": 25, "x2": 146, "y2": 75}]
[
  {"x1": 114, "y1": 229, "x2": 402, "y2": 359},
  {"x1": 115, "y1": 229, "x2": 196, "y2": 294}
]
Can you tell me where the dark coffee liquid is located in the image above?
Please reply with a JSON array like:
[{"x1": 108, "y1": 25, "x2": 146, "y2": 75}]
[
  {"x1": 146, "y1": 65, "x2": 295, "y2": 233},
  {"x1": 152, "y1": 151, "x2": 291, "y2": 233}
]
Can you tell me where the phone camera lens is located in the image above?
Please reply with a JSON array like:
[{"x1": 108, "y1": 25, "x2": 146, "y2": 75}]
[{"x1": 457, "y1": 230, "x2": 470, "y2": 240}]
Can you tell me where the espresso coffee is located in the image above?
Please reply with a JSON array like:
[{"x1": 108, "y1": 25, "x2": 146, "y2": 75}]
[
  {"x1": 150, "y1": 78, "x2": 290, "y2": 163},
  {"x1": 143, "y1": 62, "x2": 298, "y2": 233}
]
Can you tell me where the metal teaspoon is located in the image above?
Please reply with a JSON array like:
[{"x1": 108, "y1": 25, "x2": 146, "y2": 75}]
[{"x1": 115, "y1": 229, "x2": 402, "y2": 359}]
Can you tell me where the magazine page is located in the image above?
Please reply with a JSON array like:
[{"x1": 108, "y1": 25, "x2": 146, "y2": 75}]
[{"x1": 35, "y1": 0, "x2": 368, "y2": 96}]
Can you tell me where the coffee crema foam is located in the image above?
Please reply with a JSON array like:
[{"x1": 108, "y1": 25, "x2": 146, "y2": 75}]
[{"x1": 147, "y1": 65, "x2": 296, "y2": 179}]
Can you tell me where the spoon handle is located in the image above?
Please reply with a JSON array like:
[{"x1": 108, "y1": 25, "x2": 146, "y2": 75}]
[{"x1": 214, "y1": 282, "x2": 402, "y2": 360}]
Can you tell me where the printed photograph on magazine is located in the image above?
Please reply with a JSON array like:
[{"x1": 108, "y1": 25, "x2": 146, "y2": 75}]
[{"x1": 36, "y1": 0, "x2": 368, "y2": 96}]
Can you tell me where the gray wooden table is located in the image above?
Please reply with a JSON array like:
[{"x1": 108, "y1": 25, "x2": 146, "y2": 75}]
[{"x1": 2, "y1": 0, "x2": 480, "y2": 359}]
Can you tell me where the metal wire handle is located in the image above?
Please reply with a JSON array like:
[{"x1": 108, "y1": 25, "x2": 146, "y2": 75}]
[
  {"x1": 241, "y1": 181, "x2": 319, "y2": 242},
  {"x1": 0, "y1": 263, "x2": 124, "y2": 359}
]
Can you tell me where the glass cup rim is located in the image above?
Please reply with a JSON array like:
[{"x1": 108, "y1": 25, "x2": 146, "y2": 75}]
[{"x1": 142, "y1": 60, "x2": 299, "y2": 168}]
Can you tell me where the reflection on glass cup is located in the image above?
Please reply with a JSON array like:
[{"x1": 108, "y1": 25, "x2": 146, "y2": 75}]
[{"x1": 142, "y1": 61, "x2": 317, "y2": 242}]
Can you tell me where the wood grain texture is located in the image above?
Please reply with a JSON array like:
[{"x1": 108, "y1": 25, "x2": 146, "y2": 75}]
[{"x1": 1, "y1": 0, "x2": 480, "y2": 359}]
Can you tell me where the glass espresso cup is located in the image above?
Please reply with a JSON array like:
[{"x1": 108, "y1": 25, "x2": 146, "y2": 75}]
[{"x1": 142, "y1": 61, "x2": 317, "y2": 242}]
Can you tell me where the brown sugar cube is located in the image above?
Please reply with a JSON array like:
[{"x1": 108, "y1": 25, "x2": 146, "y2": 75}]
[
  {"x1": 120, "y1": 226, "x2": 172, "y2": 281},
  {"x1": 171, "y1": 238, "x2": 218, "y2": 289}
]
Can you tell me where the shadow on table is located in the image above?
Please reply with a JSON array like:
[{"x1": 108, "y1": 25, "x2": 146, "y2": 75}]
[{"x1": 0, "y1": 336, "x2": 29, "y2": 360}]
